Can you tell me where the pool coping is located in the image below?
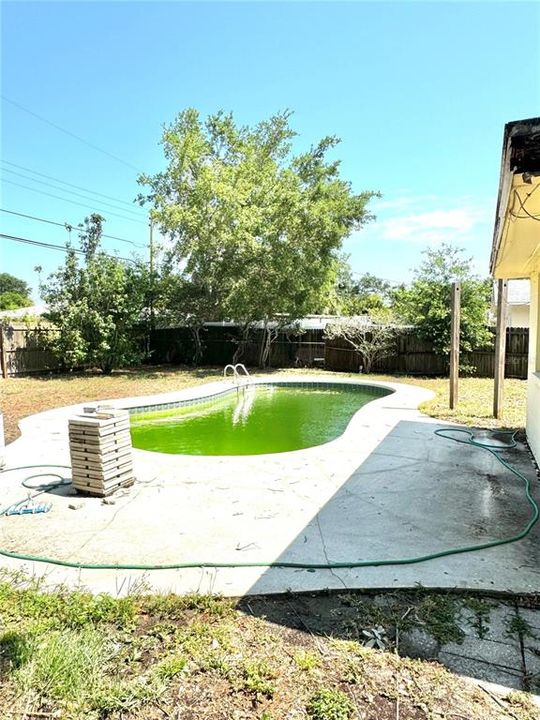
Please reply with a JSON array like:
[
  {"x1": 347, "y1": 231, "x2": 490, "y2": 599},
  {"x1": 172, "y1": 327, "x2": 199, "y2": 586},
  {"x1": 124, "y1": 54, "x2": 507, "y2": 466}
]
[{"x1": 126, "y1": 377, "x2": 397, "y2": 461}]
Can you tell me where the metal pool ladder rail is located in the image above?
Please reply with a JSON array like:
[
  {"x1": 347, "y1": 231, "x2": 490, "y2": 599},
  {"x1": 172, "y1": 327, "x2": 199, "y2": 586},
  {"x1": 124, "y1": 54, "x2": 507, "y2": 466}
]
[{"x1": 223, "y1": 363, "x2": 251, "y2": 385}]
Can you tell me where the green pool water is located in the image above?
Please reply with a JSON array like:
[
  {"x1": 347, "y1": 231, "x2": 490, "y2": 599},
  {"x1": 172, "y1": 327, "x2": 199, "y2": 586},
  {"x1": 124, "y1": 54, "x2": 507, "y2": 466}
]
[{"x1": 129, "y1": 383, "x2": 391, "y2": 456}]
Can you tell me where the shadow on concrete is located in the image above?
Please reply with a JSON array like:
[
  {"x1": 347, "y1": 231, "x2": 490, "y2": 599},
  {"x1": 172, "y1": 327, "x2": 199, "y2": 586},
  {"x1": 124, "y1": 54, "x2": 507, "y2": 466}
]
[{"x1": 237, "y1": 418, "x2": 540, "y2": 689}]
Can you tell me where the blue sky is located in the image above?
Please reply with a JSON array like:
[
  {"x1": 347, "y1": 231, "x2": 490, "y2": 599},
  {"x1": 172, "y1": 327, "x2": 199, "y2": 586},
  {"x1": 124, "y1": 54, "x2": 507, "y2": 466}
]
[{"x1": 2, "y1": 1, "x2": 539, "y2": 301}]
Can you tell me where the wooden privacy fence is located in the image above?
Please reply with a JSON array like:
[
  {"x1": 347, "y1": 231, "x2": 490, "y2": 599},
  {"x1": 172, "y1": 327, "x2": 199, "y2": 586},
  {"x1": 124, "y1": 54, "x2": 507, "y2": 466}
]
[
  {"x1": 324, "y1": 327, "x2": 529, "y2": 378},
  {"x1": 149, "y1": 325, "x2": 326, "y2": 368},
  {"x1": 0, "y1": 323, "x2": 530, "y2": 379},
  {"x1": 0, "y1": 324, "x2": 60, "y2": 377}
]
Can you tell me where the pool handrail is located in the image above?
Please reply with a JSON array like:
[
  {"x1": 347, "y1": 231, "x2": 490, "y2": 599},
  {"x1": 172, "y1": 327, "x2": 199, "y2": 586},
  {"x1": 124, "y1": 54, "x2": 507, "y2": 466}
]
[
  {"x1": 223, "y1": 364, "x2": 237, "y2": 379},
  {"x1": 223, "y1": 363, "x2": 251, "y2": 385}
]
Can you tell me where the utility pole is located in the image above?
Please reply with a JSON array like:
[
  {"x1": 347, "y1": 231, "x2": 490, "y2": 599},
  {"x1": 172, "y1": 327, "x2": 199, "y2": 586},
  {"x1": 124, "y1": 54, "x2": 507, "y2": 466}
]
[
  {"x1": 449, "y1": 281, "x2": 461, "y2": 409},
  {"x1": 493, "y1": 279, "x2": 508, "y2": 419}
]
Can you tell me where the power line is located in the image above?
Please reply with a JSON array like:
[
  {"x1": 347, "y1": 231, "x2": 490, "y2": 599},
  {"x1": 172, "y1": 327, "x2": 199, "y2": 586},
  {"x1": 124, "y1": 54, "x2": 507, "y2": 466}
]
[
  {"x1": 3, "y1": 168, "x2": 144, "y2": 219},
  {"x1": 2, "y1": 160, "x2": 143, "y2": 207},
  {"x1": 2, "y1": 160, "x2": 143, "y2": 211},
  {"x1": 2, "y1": 95, "x2": 141, "y2": 173},
  {"x1": 3, "y1": 179, "x2": 147, "y2": 225},
  {"x1": 1, "y1": 232, "x2": 135, "y2": 264},
  {"x1": 0, "y1": 208, "x2": 145, "y2": 248}
]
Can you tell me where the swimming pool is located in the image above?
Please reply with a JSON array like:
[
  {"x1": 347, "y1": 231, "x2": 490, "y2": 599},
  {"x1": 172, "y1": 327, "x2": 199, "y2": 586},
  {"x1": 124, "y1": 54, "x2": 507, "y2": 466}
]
[{"x1": 130, "y1": 382, "x2": 393, "y2": 456}]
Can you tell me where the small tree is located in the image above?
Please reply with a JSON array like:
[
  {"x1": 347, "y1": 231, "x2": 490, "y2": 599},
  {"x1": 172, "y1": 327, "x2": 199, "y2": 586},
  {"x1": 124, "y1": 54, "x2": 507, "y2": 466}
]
[
  {"x1": 392, "y1": 243, "x2": 492, "y2": 357},
  {"x1": 325, "y1": 316, "x2": 396, "y2": 373},
  {"x1": 41, "y1": 215, "x2": 149, "y2": 374}
]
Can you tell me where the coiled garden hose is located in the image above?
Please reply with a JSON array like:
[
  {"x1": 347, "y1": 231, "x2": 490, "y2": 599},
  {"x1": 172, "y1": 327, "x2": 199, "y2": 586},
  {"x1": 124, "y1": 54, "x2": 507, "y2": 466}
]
[{"x1": 0, "y1": 430, "x2": 537, "y2": 571}]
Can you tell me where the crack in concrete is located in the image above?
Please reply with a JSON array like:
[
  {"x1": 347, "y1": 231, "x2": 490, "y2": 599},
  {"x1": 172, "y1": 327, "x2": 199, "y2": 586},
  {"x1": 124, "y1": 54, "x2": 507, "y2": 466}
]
[{"x1": 315, "y1": 512, "x2": 348, "y2": 591}]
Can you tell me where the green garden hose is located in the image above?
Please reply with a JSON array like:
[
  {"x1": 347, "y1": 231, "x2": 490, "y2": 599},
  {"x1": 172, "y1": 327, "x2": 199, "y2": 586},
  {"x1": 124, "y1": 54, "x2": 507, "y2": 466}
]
[{"x1": 0, "y1": 429, "x2": 538, "y2": 571}]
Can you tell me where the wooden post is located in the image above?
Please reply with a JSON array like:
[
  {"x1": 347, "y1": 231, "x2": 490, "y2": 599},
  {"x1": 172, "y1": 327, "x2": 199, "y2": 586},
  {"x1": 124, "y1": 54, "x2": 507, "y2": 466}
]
[
  {"x1": 449, "y1": 281, "x2": 461, "y2": 409},
  {"x1": 493, "y1": 279, "x2": 508, "y2": 418},
  {"x1": 149, "y1": 218, "x2": 155, "y2": 332},
  {"x1": 0, "y1": 327, "x2": 7, "y2": 379}
]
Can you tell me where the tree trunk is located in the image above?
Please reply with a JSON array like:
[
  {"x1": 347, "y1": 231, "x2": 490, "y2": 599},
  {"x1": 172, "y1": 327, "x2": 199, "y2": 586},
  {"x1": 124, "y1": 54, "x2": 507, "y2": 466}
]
[
  {"x1": 258, "y1": 323, "x2": 277, "y2": 368},
  {"x1": 233, "y1": 324, "x2": 251, "y2": 364},
  {"x1": 192, "y1": 326, "x2": 203, "y2": 365}
]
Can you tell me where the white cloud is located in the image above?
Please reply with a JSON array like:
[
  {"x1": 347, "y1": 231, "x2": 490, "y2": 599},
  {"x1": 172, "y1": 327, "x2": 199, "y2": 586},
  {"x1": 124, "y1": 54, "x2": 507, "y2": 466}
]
[
  {"x1": 344, "y1": 195, "x2": 495, "y2": 281},
  {"x1": 362, "y1": 195, "x2": 494, "y2": 247},
  {"x1": 382, "y1": 208, "x2": 480, "y2": 243}
]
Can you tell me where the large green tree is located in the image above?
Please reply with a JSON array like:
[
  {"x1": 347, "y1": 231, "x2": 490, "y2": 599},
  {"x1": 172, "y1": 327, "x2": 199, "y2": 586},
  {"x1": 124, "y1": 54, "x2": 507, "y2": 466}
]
[
  {"x1": 41, "y1": 215, "x2": 149, "y2": 374},
  {"x1": 393, "y1": 243, "x2": 492, "y2": 357},
  {"x1": 0, "y1": 272, "x2": 32, "y2": 310},
  {"x1": 138, "y1": 109, "x2": 377, "y2": 366}
]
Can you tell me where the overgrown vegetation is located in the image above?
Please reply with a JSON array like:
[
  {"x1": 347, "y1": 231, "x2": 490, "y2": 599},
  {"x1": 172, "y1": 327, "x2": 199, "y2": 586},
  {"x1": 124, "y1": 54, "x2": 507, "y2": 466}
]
[
  {"x1": 0, "y1": 571, "x2": 537, "y2": 719},
  {"x1": 39, "y1": 214, "x2": 150, "y2": 374}
]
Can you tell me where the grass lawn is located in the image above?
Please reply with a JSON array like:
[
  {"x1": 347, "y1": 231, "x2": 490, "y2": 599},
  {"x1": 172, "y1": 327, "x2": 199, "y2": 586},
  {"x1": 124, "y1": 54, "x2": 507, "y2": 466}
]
[
  {"x1": 1, "y1": 365, "x2": 527, "y2": 445},
  {"x1": 0, "y1": 571, "x2": 537, "y2": 719}
]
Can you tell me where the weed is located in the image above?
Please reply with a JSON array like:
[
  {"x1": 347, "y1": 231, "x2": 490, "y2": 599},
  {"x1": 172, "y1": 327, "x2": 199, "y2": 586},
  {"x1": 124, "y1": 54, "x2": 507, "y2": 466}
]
[
  {"x1": 0, "y1": 579, "x2": 135, "y2": 630},
  {"x1": 415, "y1": 594, "x2": 464, "y2": 645},
  {"x1": 89, "y1": 676, "x2": 163, "y2": 713},
  {"x1": 463, "y1": 596, "x2": 493, "y2": 639},
  {"x1": 177, "y1": 621, "x2": 234, "y2": 676},
  {"x1": 507, "y1": 615, "x2": 536, "y2": 640},
  {"x1": 241, "y1": 660, "x2": 276, "y2": 699},
  {"x1": 147, "y1": 620, "x2": 180, "y2": 644},
  {"x1": 329, "y1": 638, "x2": 371, "y2": 659},
  {"x1": 361, "y1": 625, "x2": 387, "y2": 650},
  {"x1": 155, "y1": 654, "x2": 188, "y2": 679},
  {"x1": 0, "y1": 630, "x2": 33, "y2": 671},
  {"x1": 142, "y1": 592, "x2": 233, "y2": 619},
  {"x1": 294, "y1": 650, "x2": 320, "y2": 672},
  {"x1": 506, "y1": 690, "x2": 539, "y2": 716},
  {"x1": 306, "y1": 688, "x2": 354, "y2": 720},
  {"x1": 343, "y1": 658, "x2": 364, "y2": 685},
  {"x1": 14, "y1": 628, "x2": 111, "y2": 702}
]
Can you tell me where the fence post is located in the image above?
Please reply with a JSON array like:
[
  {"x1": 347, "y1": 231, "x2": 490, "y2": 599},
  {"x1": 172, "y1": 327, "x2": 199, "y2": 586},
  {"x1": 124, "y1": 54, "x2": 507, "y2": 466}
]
[
  {"x1": 0, "y1": 327, "x2": 7, "y2": 379},
  {"x1": 449, "y1": 282, "x2": 461, "y2": 409},
  {"x1": 493, "y1": 279, "x2": 508, "y2": 418}
]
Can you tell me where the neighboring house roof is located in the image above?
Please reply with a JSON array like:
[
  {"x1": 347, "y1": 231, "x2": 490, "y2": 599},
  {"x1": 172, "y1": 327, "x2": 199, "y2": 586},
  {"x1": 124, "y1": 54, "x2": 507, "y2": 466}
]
[
  {"x1": 203, "y1": 315, "x2": 359, "y2": 331},
  {"x1": 491, "y1": 117, "x2": 540, "y2": 278},
  {"x1": 168, "y1": 315, "x2": 376, "y2": 331}
]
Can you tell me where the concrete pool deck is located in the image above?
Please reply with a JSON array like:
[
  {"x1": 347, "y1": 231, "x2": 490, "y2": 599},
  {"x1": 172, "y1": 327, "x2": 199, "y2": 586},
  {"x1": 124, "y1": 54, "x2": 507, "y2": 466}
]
[{"x1": 1, "y1": 375, "x2": 539, "y2": 597}]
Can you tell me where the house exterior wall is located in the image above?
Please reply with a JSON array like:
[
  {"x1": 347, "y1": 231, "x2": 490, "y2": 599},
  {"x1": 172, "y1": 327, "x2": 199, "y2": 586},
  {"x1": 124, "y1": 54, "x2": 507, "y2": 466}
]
[
  {"x1": 508, "y1": 304, "x2": 530, "y2": 328},
  {"x1": 526, "y1": 273, "x2": 540, "y2": 464}
]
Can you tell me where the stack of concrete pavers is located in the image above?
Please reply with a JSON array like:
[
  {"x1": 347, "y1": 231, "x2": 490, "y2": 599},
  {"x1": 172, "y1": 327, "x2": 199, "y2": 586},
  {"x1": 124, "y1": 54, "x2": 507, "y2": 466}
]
[{"x1": 68, "y1": 406, "x2": 134, "y2": 497}]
